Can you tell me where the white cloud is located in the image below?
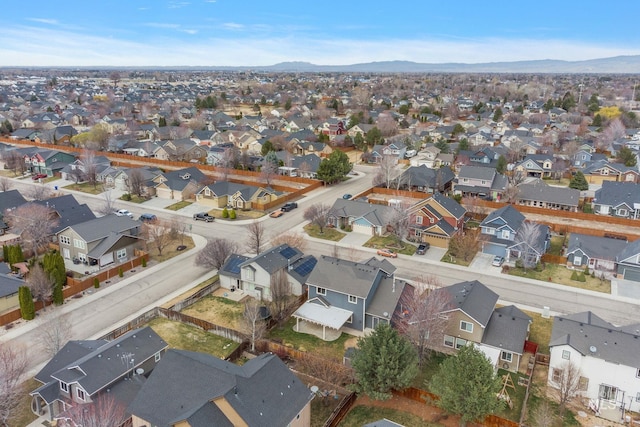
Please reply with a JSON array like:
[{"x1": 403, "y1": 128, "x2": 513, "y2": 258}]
[
  {"x1": 0, "y1": 25, "x2": 638, "y2": 67},
  {"x1": 222, "y1": 22, "x2": 245, "y2": 30},
  {"x1": 27, "y1": 18, "x2": 59, "y2": 25}
]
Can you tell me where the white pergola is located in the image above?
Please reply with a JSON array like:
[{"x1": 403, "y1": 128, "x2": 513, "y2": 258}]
[{"x1": 292, "y1": 299, "x2": 353, "y2": 340}]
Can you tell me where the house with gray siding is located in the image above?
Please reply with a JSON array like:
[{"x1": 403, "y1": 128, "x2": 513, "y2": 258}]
[
  {"x1": 292, "y1": 256, "x2": 411, "y2": 339},
  {"x1": 592, "y1": 181, "x2": 640, "y2": 219},
  {"x1": 615, "y1": 239, "x2": 640, "y2": 282},
  {"x1": 453, "y1": 165, "x2": 508, "y2": 200},
  {"x1": 516, "y1": 179, "x2": 580, "y2": 212},
  {"x1": 565, "y1": 233, "x2": 628, "y2": 273},
  {"x1": 328, "y1": 199, "x2": 395, "y2": 236}
]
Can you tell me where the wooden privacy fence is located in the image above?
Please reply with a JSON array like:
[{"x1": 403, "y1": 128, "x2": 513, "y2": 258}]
[
  {"x1": 323, "y1": 392, "x2": 357, "y2": 427},
  {"x1": 540, "y1": 253, "x2": 568, "y2": 264},
  {"x1": 158, "y1": 307, "x2": 247, "y2": 343},
  {"x1": 167, "y1": 281, "x2": 219, "y2": 312}
]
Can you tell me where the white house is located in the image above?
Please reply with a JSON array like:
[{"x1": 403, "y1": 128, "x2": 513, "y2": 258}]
[{"x1": 548, "y1": 311, "x2": 640, "y2": 422}]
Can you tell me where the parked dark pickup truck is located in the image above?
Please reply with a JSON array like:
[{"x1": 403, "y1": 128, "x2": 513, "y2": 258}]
[
  {"x1": 281, "y1": 202, "x2": 298, "y2": 212},
  {"x1": 193, "y1": 212, "x2": 214, "y2": 222}
]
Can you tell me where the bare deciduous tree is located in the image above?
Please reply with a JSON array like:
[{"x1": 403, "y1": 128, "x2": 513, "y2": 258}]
[
  {"x1": 514, "y1": 221, "x2": 543, "y2": 271},
  {"x1": 529, "y1": 399, "x2": 559, "y2": 427},
  {"x1": 245, "y1": 220, "x2": 265, "y2": 255},
  {"x1": 447, "y1": 230, "x2": 479, "y2": 263},
  {"x1": 80, "y1": 149, "x2": 100, "y2": 189},
  {"x1": 269, "y1": 270, "x2": 294, "y2": 326},
  {"x1": 296, "y1": 347, "x2": 354, "y2": 387},
  {"x1": 303, "y1": 203, "x2": 331, "y2": 234},
  {"x1": 551, "y1": 360, "x2": 583, "y2": 416},
  {"x1": 0, "y1": 342, "x2": 28, "y2": 427},
  {"x1": 26, "y1": 184, "x2": 52, "y2": 201},
  {"x1": 38, "y1": 311, "x2": 73, "y2": 358},
  {"x1": 141, "y1": 220, "x2": 172, "y2": 256},
  {"x1": 57, "y1": 393, "x2": 128, "y2": 427},
  {"x1": 372, "y1": 155, "x2": 399, "y2": 189},
  {"x1": 125, "y1": 168, "x2": 145, "y2": 198},
  {"x1": 27, "y1": 263, "x2": 54, "y2": 307},
  {"x1": 5, "y1": 204, "x2": 57, "y2": 255},
  {"x1": 0, "y1": 177, "x2": 13, "y2": 192},
  {"x1": 399, "y1": 275, "x2": 453, "y2": 365},
  {"x1": 260, "y1": 158, "x2": 279, "y2": 187},
  {"x1": 241, "y1": 298, "x2": 267, "y2": 352},
  {"x1": 4, "y1": 150, "x2": 26, "y2": 176},
  {"x1": 269, "y1": 231, "x2": 306, "y2": 251},
  {"x1": 96, "y1": 190, "x2": 116, "y2": 216},
  {"x1": 195, "y1": 238, "x2": 239, "y2": 270},
  {"x1": 388, "y1": 204, "x2": 411, "y2": 244}
]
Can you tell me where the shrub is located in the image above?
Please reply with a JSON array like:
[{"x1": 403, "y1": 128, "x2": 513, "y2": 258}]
[
  {"x1": 584, "y1": 266, "x2": 590, "y2": 275},
  {"x1": 591, "y1": 271, "x2": 595, "y2": 278},
  {"x1": 222, "y1": 208, "x2": 229, "y2": 218},
  {"x1": 122, "y1": 193, "x2": 132, "y2": 201},
  {"x1": 515, "y1": 259, "x2": 524, "y2": 269},
  {"x1": 141, "y1": 257, "x2": 147, "y2": 267},
  {"x1": 118, "y1": 267, "x2": 123, "y2": 278},
  {"x1": 19, "y1": 286, "x2": 35, "y2": 320},
  {"x1": 229, "y1": 209, "x2": 236, "y2": 219},
  {"x1": 570, "y1": 270, "x2": 579, "y2": 281},
  {"x1": 578, "y1": 273, "x2": 587, "y2": 282},
  {"x1": 535, "y1": 262, "x2": 544, "y2": 272},
  {"x1": 94, "y1": 277, "x2": 100, "y2": 288}
]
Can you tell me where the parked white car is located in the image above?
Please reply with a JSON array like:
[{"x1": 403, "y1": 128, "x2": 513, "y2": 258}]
[{"x1": 115, "y1": 209, "x2": 134, "y2": 218}]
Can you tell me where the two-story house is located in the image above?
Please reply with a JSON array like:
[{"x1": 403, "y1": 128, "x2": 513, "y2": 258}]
[
  {"x1": 453, "y1": 165, "x2": 508, "y2": 200},
  {"x1": 428, "y1": 280, "x2": 532, "y2": 373},
  {"x1": 368, "y1": 141, "x2": 407, "y2": 163},
  {"x1": 25, "y1": 149, "x2": 76, "y2": 177},
  {"x1": 292, "y1": 256, "x2": 411, "y2": 339},
  {"x1": 30, "y1": 327, "x2": 168, "y2": 422},
  {"x1": 406, "y1": 192, "x2": 466, "y2": 248},
  {"x1": 56, "y1": 214, "x2": 142, "y2": 268},
  {"x1": 151, "y1": 167, "x2": 208, "y2": 200},
  {"x1": 194, "y1": 181, "x2": 278, "y2": 210},
  {"x1": 514, "y1": 154, "x2": 555, "y2": 178},
  {"x1": 615, "y1": 239, "x2": 640, "y2": 282},
  {"x1": 592, "y1": 181, "x2": 640, "y2": 219},
  {"x1": 219, "y1": 244, "x2": 317, "y2": 301},
  {"x1": 128, "y1": 350, "x2": 313, "y2": 427},
  {"x1": 548, "y1": 311, "x2": 640, "y2": 422},
  {"x1": 479, "y1": 204, "x2": 550, "y2": 263}
]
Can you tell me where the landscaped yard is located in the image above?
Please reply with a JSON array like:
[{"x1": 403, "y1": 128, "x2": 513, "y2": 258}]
[
  {"x1": 339, "y1": 405, "x2": 441, "y2": 427},
  {"x1": 165, "y1": 200, "x2": 192, "y2": 210},
  {"x1": 147, "y1": 317, "x2": 239, "y2": 358},
  {"x1": 8, "y1": 377, "x2": 39, "y2": 427},
  {"x1": 120, "y1": 194, "x2": 149, "y2": 203},
  {"x1": 304, "y1": 223, "x2": 346, "y2": 242},
  {"x1": 523, "y1": 309, "x2": 553, "y2": 355},
  {"x1": 363, "y1": 235, "x2": 416, "y2": 255},
  {"x1": 268, "y1": 318, "x2": 352, "y2": 359},
  {"x1": 548, "y1": 235, "x2": 565, "y2": 256},
  {"x1": 212, "y1": 209, "x2": 265, "y2": 220},
  {"x1": 63, "y1": 181, "x2": 105, "y2": 195},
  {"x1": 494, "y1": 369, "x2": 528, "y2": 422},
  {"x1": 506, "y1": 263, "x2": 611, "y2": 293},
  {"x1": 180, "y1": 295, "x2": 244, "y2": 330}
]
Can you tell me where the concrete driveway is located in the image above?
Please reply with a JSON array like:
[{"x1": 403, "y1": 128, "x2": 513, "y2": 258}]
[
  {"x1": 469, "y1": 252, "x2": 504, "y2": 276},
  {"x1": 340, "y1": 230, "x2": 372, "y2": 246},
  {"x1": 612, "y1": 278, "x2": 640, "y2": 298},
  {"x1": 141, "y1": 196, "x2": 181, "y2": 209}
]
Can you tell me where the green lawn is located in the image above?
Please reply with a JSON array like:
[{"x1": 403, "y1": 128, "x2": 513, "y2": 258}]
[
  {"x1": 304, "y1": 224, "x2": 346, "y2": 241},
  {"x1": 363, "y1": 235, "x2": 417, "y2": 255},
  {"x1": 494, "y1": 369, "x2": 528, "y2": 422},
  {"x1": 524, "y1": 310, "x2": 553, "y2": 355},
  {"x1": 506, "y1": 263, "x2": 611, "y2": 293},
  {"x1": 340, "y1": 405, "x2": 442, "y2": 427},
  {"x1": 147, "y1": 317, "x2": 239, "y2": 358},
  {"x1": 267, "y1": 318, "x2": 351, "y2": 359},
  {"x1": 63, "y1": 182, "x2": 105, "y2": 194},
  {"x1": 165, "y1": 201, "x2": 192, "y2": 210},
  {"x1": 548, "y1": 235, "x2": 565, "y2": 256},
  {"x1": 440, "y1": 250, "x2": 475, "y2": 267}
]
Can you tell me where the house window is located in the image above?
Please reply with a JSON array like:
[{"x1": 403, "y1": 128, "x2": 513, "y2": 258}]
[
  {"x1": 444, "y1": 335, "x2": 455, "y2": 348},
  {"x1": 416, "y1": 216, "x2": 423, "y2": 225},
  {"x1": 116, "y1": 249, "x2": 127, "y2": 261},
  {"x1": 348, "y1": 295, "x2": 357, "y2": 304},
  {"x1": 481, "y1": 180, "x2": 486, "y2": 185},
  {"x1": 636, "y1": 368, "x2": 640, "y2": 379},
  {"x1": 599, "y1": 384, "x2": 618, "y2": 401},
  {"x1": 552, "y1": 368, "x2": 562, "y2": 383},
  {"x1": 573, "y1": 256, "x2": 582, "y2": 266},
  {"x1": 460, "y1": 321, "x2": 473, "y2": 333},
  {"x1": 637, "y1": 392, "x2": 640, "y2": 403},
  {"x1": 617, "y1": 208, "x2": 628, "y2": 217},
  {"x1": 77, "y1": 388, "x2": 86, "y2": 401},
  {"x1": 60, "y1": 382, "x2": 69, "y2": 393},
  {"x1": 317, "y1": 287, "x2": 326, "y2": 296},
  {"x1": 579, "y1": 377, "x2": 589, "y2": 391},
  {"x1": 601, "y1": 168, "x2": 609, "y2": 175},
  {"x1": 501, "y1": 230, "x2": 510, "y2": 239},
  {"x1": 73, "y1": 239, "x2": 85, "y2": 249},
  {"x1": 244, "y1": 268, "x2": 255, "y2": 281},
  {"x1": 462, "y1": 178, "x2": 469, "y2": 183},
  {"x1": 484, "y1": 227, "x2": 495, "y2": 235},
  {"x1": 204, "y1": 188, "x2": 211, "y2": 196},
  {"x1": 501, "y1": 351, "x2": 513, "y2": 362},
  {"x1": 59, "y1": 236, "x2": 71, "y2": 245},
  {"x1": 455, "y1": 338, "x2": 467, "y2": 349},
  {"x1": 562, "y1": 350, "x2": 570, "y2": 360},
  {"x1": 155, "y1": 352, "x2": 161, "y2": 362}
]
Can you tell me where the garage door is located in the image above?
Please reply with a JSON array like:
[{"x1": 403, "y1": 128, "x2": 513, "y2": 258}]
[
  {"x1": 482, "y1": 242, "x2": 506, "y2": 257},
  {"x1": 623, "y1": 268, "x2": 640, "y2": 282},
  {"x1": 156, "y1": 187, "x2": 173, "y2": 199},
  {"x1": 352, "y1": 222, "x2": 373, "y2": 235},
  {"x1": 100, "y1": 252, "x2": 114, "y2": 267}
]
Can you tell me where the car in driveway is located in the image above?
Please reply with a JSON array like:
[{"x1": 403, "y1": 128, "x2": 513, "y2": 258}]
[
  {"x1": 281, "y1": 202, "x2": 298, "y2": 212},
  {"x1": 492, "y1": 255, "x2": 505, "y2": 267},
  {"x1": 376, "y1": 248, "x2": 398, "y2": 258},
  {"x1": 416, "y1": 243, "x2": 430, "y2": 255},
  {"x1": 115, "y1": 209, "x2": 134, "y2": 218},
  {"x1": 193, "y1": 212, "x2": 214, "y2": 222},
  {"x1": 32, "y1": 173, "x2": 48, "y2": 180},
  {"x1": 269, "y1": 210, "x2": 284, "y2": 218}
]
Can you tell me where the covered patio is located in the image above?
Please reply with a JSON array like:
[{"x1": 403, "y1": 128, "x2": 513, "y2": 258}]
[{"x1": 292, "y1": 298, "x2": 353, "y2": 341}]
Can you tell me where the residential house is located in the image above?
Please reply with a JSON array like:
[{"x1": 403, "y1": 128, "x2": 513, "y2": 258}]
[
  {"x1": 479, "y1": 204, "x2": 550, "y2": 263},
  {"x1": 219, "y1": 244, "x2": 317, "y2": 301},
  {"x1": 615, "y1": 239, "x2": 640, "y2": 281},
  {"x1": 60, "y1": 155, "x2": 111, "y2": 183},
  {"x1": 32, "y1": 194, "x2": 97, "y2": 235},
  {"x1": 152, "y1": 167, "x2": 208, "y2": 200},
  {"x1": 328, "y1": 199, "x2": 395, "y2": 236},
  {"x1": 25, "y1": 149, "x2": 76, "y2": 177},
  {"x1": 128, "y1": 350, "x2": 313, "y2": 427},
  {"x1": 56, "y1": 214, "x2": 142, "y2": 268},
  {"x1": 583, "y1": 159, "x2": 640, "y2": 184},
  {"x1": 30, "y1": 326, "x2": 168, "y2": 422},
  {"x1": 10, "y1": 128, "x2": 42, "y2": 141},
  {"x1": 516, "y1": 179, "x2": 580, "y2": 211},
  {"x1": 392, "y1": 165, "x2": 455, "y2": 193},
  {"x1": 0, "y1": 262, "x2": 23, "y2": 313},
  {"x1": 565, "y1": 233, "x2": 628, "y2": 273},
  {"x1": 547, "y1": 311, "x2": 640, "y2": 422},
  {"x1": 347, "y1": 123, "x2": 375, "y2": 139},
  {"x1": 292, "y1": 140, "x2": 332, "y2": 157},
  {"x1": 113, "y1": 166, "x2": 163, "y2": 194},
  {"x1": 428, "y1": 280, "x2": 532, "y2": 373},
  {"x1": 195, "y1": 181, "x2": 278, "y2": 210},
  {"x1": 409, "y1": 146, "x2": 441, "y2": 168},
  {"x1": 453, "y1": 165, "x2": 508, "y2": 200},
  {"x1": 514, "y1": 154, "x2": 554, "y2": 178},
  {"x1": 592, "y1": 181, "x2": 640, "y2": 219},
  {"x1": 159, "y1": 138, "x2": 207, "y2": 162},
  {"x1": 368, "y1": 141, "x2": 407, "y2": 163},
  {"x1": 293, "y1": 256, "x2": 411, "y2": 338},
  {"x1": 406, "y1": 192, "x2": 466, "y2": 248}
]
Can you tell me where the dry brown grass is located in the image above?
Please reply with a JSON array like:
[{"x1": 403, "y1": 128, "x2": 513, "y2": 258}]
[{"x1": 180, "y1": 293, "x2": 245, "y2": 330}]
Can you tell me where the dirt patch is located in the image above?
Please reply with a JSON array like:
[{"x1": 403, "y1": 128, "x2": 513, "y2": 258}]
[
  {"x1": 343, "y1": 336, "x2": 359, "y2": 350},
  {"x1": 180, "y1": 292, "x2": 244, "y2": 330}
]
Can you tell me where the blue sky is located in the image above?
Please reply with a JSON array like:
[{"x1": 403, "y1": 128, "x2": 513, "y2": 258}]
[{"x1": 1, "y1": 1, "x2": 639, "y2": 67}]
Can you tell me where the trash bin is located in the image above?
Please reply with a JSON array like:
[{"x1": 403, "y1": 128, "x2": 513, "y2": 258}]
[{"x1": 54, "y1": 185, "x2": 58, "y2": 190}]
